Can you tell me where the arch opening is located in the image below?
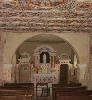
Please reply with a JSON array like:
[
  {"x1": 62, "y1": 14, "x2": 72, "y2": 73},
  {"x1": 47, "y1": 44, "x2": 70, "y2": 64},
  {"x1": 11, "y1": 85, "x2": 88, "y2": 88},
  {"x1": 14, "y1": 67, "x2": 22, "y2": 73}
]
[{"x1": 11, "y1": 34, "x2": 80, "y2": 84}]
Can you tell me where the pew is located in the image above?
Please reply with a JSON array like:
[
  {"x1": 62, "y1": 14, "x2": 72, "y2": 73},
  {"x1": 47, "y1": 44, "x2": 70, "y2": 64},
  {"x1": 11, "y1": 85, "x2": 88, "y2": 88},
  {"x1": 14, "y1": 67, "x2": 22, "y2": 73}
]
[
  {"x1": 56, "y1": 90, "x2": 92, "y2": 100},
  {"x1": 0, "y1": 86, "x2": 33, "y2": 90},
  {"x1": 52, "y1": 86, "x2": 86, "y2": 100},
  {"x1": 0, "y1": 95, "x2": 32, "y2": 100},
  {"x1": 0, "y1": 86, "x2": 34, "y2": 95},
  {"x1": 52, "y1": 83, "x2": 82, "y2": 87},
  {"x1": 0, "y1": 91, "x2": 32, "y2": 96},
  {"x1": 52, "y1": 83, "x2": 82, "y2": 100},
  {"x1": 4, "y1": 83, "x2": 34, "y2": 87},
  {"x1": 57, "y1": 95, "x2": 92, "y2": 100},
  {"x1": 0, "y1": 89, "x2": 33, "y2": 99},
  {"x1": 55, "y1": 87, "x2": 92, "y2": 100},
  {"x1": 0, "y1": 83, "x2": 34, "y2": 100}
]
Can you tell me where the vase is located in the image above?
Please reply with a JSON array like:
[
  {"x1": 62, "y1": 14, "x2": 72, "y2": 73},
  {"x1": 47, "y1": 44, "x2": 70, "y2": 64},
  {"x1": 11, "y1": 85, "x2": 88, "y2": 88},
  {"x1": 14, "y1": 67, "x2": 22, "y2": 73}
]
[{"x1": 36, "y1": 70, "x2": 38, "y2": 73}]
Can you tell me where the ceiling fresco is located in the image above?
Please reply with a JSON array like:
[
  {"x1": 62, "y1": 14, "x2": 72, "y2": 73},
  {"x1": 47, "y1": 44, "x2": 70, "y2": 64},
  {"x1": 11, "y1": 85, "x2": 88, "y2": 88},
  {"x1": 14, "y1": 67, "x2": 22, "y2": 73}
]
[{"x1": 0, "y1": 0, "x2": 92, "y2": 33}]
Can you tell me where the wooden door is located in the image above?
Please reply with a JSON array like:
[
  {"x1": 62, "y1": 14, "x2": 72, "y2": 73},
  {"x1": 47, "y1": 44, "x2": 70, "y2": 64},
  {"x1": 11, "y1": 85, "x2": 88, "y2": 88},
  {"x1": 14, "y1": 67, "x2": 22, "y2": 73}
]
[
  {"x1": 59, "y1": 64, "x2": 68, "y2": 84},
  {"x1": 19, "y1": 64, "x2": 30, "y2": 83}
]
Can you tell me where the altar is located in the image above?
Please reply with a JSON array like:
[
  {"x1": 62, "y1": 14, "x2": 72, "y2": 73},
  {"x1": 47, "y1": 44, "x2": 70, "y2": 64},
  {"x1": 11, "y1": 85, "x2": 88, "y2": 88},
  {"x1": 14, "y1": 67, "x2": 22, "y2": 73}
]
[
  {"x1": 31, "y1": 45, "x2": 58, "y2": 86},
  {"x1": 31, "y1": 73, "x2": 58, "y2": 86}
]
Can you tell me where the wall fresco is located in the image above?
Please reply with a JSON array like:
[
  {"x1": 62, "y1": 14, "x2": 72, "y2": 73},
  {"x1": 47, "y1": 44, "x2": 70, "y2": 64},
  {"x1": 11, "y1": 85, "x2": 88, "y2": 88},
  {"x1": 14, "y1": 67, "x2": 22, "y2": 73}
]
[{"x1": 0, "y1": 0, "x2": 91, "y2": 33}]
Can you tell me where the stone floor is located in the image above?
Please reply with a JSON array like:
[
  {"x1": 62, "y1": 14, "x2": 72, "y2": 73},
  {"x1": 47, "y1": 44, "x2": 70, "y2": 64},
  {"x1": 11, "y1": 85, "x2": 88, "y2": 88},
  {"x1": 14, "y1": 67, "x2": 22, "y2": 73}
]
[{"x1": 35, "y1": 97, "x2": 52, "y2": 100}]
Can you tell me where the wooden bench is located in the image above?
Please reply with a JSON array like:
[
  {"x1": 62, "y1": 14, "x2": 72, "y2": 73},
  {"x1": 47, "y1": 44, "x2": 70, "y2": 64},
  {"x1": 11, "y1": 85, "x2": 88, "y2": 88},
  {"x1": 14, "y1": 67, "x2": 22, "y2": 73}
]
[
  {"x1": 0, "y1": 86, "x2": 34, "y2": 94},
  {"x1": 52, "y1": 83, "x2": 82, "y2": 87},
  {"x1": 52, "y1": 83, "x2": 82, "y2": 100},
  {"x1": 0, "y1": 86, "x2": 33, "y2": 90},
  {"x1": 56, "y1": 90, "x2": 92, "y2": 95},
  {"x1": 0, "y1": 89, "x2": 33, "y2": 99},
  {"x1": 0, "y1": 95, "x2": 32, "y2": 100},
  {"x1": 57, "y1": 95, "x2": 92, "y2": 100},
  {"x1": 4, "y1": 83, "x2": 34, "y2": 87},
  {"x1": 3, "y1": 83, "x2": 34, "y2": 93},
  {"x1": 53, "y1": 86, "x2": 86, "y2": 100},
  {"x1": 56, "y1": 90, "x2": 92, "y2": 100},
  {"x1": 0, "y1": 83, "x2": 34, "y2": 100}
]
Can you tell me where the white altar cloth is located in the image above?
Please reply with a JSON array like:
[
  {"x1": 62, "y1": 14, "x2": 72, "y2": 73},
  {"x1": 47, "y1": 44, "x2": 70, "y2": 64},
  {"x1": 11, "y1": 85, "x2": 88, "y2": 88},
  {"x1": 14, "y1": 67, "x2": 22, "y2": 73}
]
[{"x1": 31, "y1": 74, "x2": 58, "y2": 86}]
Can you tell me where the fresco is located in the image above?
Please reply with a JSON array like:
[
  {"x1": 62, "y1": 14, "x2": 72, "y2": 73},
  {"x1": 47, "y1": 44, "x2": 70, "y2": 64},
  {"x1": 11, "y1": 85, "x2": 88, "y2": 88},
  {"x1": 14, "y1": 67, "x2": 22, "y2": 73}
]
[{"x1": 0, "y1": 0, "x2": 91, "y2": 32}]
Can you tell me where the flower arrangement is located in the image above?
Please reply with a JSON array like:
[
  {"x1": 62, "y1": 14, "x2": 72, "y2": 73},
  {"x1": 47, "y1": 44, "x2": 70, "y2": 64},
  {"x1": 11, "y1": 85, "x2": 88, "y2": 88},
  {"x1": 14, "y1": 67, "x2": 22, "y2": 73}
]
[{"x1": 35, "y1": 66, "x2": 41, "y2": 73}]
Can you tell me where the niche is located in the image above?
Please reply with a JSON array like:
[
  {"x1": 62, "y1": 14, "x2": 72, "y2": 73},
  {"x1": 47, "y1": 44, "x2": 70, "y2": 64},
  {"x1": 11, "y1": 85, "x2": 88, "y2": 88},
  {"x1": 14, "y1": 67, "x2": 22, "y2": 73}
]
[{"x1": 40, "y1": 52, "x2": 50, "y2": 63}]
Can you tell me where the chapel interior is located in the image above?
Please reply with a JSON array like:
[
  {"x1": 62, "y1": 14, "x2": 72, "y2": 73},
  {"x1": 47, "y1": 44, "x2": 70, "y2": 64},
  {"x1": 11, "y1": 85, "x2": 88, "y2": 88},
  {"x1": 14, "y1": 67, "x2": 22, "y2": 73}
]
[{"x1": 0, "y1": 0, "x2": 92, "y2": 100}]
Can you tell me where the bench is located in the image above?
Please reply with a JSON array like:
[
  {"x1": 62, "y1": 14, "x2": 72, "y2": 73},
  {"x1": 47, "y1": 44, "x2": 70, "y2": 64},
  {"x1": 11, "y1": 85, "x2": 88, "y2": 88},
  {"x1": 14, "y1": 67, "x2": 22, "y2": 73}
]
[
  {"x1": 57, "y1": 95, "x2": 92, "y2": 100},
  {"x1": 52, "y1": 83, "x2": 82, "y2": 100},
  {"x1": 56, "y1": 90, "x2": 92, "y2": 100},
  {"x1": 0, "y1": 95, "x2": 32, "y2": 100},
  {"x1": 0, "y1": 83, "x2": 34, "y2": 100},
  {"x1": 52, "y1": 83, "x2": 82, "y2": 87},
  {"x1": 4, "y1": 83, "x2": 34, "y2": 87},
  {"x1": 53, "y1": 86, "x2": 86, "y2": 100},
  {"x1": 0, "y1": 86, "x2": 34, "y2": 94}
]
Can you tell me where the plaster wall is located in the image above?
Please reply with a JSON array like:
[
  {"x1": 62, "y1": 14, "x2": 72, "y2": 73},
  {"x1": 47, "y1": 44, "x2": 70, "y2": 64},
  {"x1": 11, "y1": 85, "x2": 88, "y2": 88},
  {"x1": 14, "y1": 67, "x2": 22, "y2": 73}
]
[
  {"x1": 19, "y1": 42, "x2": 71, "y2": 62},
  {"x1": 0, "y1": 33, "x2": 4, "y2": 84},
  {"x1": 3, "y1": 33, "x2": 89, "y2": 64}
]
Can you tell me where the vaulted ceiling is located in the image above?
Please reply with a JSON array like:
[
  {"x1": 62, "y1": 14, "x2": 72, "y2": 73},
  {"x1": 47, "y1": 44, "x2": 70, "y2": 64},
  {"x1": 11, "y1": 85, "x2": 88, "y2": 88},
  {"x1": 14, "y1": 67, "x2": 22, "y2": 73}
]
[{"x1": 0, "y1": 0, "x2": 92, "y2": 33}]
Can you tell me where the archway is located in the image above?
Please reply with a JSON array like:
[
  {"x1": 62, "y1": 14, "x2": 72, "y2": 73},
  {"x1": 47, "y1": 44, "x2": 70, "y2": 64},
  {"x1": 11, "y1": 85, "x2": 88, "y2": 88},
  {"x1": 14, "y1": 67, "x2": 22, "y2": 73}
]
[
  {"x1": 3, "y1": 33, "x2": 89, "y2": 84},
  {"x1": 11, "y1": 34, "x2": 79, "y2": 84}
]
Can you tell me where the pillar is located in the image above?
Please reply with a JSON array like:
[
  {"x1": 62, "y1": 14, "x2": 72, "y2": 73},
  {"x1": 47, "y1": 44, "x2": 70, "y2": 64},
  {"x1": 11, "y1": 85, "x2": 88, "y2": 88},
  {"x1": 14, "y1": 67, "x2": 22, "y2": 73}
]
[
  {"x1": 54, "y1": 56, "x2": 56, "y2": 68},
  {"x1": 33, "y1": 53, "x2": 39, "y2": 67},
  {"x1": 77, "y1": 64, "x2": 87, "y2": 86},
  {"x1": 51, "y1": 56, "x2": 53, "y2": 68},
  {"x1": 0, "y1": 33, "x2": 4, "y2": 85},
  {"x1": 3, "y1": 64, "x2": 12, "y2": 83}
]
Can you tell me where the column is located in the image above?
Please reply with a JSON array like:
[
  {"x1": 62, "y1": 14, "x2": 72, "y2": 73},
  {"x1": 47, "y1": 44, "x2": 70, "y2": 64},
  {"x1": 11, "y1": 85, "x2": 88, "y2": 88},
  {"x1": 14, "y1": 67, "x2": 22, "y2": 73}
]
[
  {"x1": 50, "y1": 56, "x2": 53, "y2": 68},
  {"x1": 33, "y1": 56, "x2": 35, "y2": 67},
  {"x1": 53, "y1": 56, "x2": 54, "y2": 68},
  {"x1": 77, "y1": 64, "x2": 87, "y2": 86},
  {"x1": 37, "y1": 55, "x2": 39, "y2": 65},
  {"x1": 0, "y1": 33, "x2": 4, "y2": 85},
  {"x1": 35, "y1": 56, "x2": 38, "y2": 66},
  {"x1": 34, "y1": 54, "x2": 39, "y2": 67},
  {"x1": 54, "y1": 56, "x2": 56, "y2": 68}
]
